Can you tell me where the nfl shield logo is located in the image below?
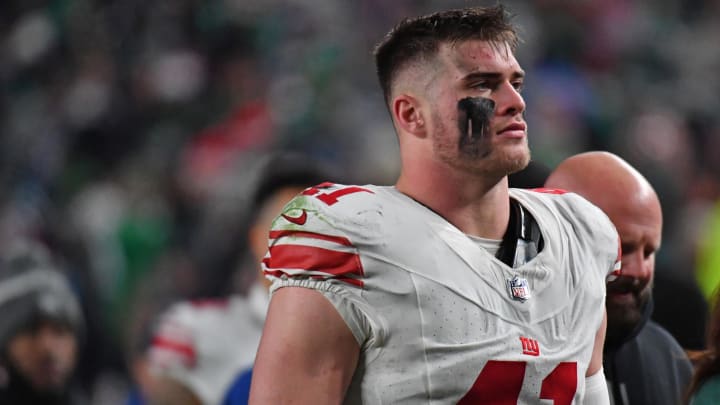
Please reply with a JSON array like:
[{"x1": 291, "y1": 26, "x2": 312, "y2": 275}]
[{"x1": 507, "y1": 275, "x2": 531, "y2": 302}]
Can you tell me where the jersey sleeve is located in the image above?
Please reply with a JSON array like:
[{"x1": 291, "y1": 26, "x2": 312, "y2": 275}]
[
  {"x1": 147, "y1": 300, "x2": 230, "y2": 405},
  {"x1": 262, "y1": 183, "x2": 384, "y2": 347},
  {"x1": 147, "y1": 302, "x2": 206, "y2": 401}
]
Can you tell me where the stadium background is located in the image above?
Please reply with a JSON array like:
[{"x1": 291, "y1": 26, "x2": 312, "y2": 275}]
[{"x1": 1, "y1": 0, "x2": 718, "y2": 402}]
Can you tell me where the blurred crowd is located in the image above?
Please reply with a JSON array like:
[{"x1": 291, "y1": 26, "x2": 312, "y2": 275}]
[{"x1": 1, "y1": 0, "x2": 719, "y2": 402}]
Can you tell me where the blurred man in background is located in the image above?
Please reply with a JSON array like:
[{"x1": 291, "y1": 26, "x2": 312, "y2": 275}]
[
  {"x1": 0, "y1": 239, "x2": 86, "y2": 405},
  {"x1": 545, "y1": 151, "x2": 693, "y2": 405},
  {"x1": 139, "y1": 152, "x2": 335, "y2": 405}
]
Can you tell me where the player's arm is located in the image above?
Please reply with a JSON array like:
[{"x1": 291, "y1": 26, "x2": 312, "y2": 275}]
[
  {"x1": 144, "y1": 303, "x2": 213, "y2": 405},
  {"x1": 584, "y1": 309, "x2": 610, "y2": 404},
  {"x1": 249, "y1": 286, "x2": 360, "y2": 404}
]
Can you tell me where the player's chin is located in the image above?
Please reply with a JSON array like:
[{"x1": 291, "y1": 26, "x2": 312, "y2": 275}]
[{"x1": 500, "y1": 145, "x2": 531, "y2": 174}]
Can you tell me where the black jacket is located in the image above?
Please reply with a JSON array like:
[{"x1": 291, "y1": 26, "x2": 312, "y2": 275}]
[
  {"x1": 0, "y1": 361, "x2": 87, "y2": 405},
  {"x1": 603, "y1": 297, "x2": 693, "y2": 405}
]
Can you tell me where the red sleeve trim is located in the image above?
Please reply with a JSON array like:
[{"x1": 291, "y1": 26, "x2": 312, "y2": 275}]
[
  {"x1": 263, "y1": 244, "x2": 364, "y2": 288},
  {"x1": 530, "y1": 187, "x2": 568, "y2": 195},
  {"x1": 150, "y1": 336, "x2": 196, "y2": 367},
  {"x1": 263, "y1": 270, "x2": 365, "y2": 288},
  {"x1": 266, "y1": 245, "x2": 363, "y2": 276},
  {"x1": 269, "y1": 230, "x2": 353, "y2": 246}
]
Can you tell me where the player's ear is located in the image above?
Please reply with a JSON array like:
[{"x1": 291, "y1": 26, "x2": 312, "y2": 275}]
[{"x1": 393, "y1": 94, "x2": 427, "y2": 138}]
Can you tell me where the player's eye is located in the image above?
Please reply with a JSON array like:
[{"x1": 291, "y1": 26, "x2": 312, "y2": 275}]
[
  {"x1": 470, "y1": 81, "x2": 491, "y2": 90},
  {"x1": 512, "y1": 80, "x2": 524, "y2": 92}
]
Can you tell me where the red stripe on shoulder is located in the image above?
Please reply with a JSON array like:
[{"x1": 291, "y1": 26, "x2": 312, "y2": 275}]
[
  {"x1": 530, "y1": 187, "x2": 568, "y2": 195},
  {"x1": 269, "y1": 230, "x2": 353, "y2": 246},
  {"x1": 264, "y1": 244, "x2": 364, "y2": 288},
  {"x1": 150, "y1": 336, "x2": 196, "y2": 367},
  {"x1": 267, "y1": 245, "x2": 363, "y2": 277}
]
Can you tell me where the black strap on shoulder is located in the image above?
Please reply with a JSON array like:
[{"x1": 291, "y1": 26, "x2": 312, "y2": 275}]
[{"x1": 496, "y1": 199, "x2": 544, "y2": 267}]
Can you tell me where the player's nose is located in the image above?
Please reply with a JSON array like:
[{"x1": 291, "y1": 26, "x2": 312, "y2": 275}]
[{"x1": 494, "y1": 81, "x2": 525, "y2": 116}]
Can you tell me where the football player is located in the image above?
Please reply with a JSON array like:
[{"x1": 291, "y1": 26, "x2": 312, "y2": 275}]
[
  {"x1": 250, "y1": 6, "x2": 618, "y2": 404},
  {"x1": 143, "y1": 153, "x2": 335, "y2": 405}
]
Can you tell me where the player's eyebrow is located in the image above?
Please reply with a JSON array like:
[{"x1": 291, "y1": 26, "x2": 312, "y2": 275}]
[{"x1": 461, "y1": 70, "x2": 525, "y2": 83}]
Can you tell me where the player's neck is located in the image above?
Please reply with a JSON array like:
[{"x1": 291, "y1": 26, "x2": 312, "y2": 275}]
[{"x1": 396, "y1": 170, "x2": 510, "y2": 240}]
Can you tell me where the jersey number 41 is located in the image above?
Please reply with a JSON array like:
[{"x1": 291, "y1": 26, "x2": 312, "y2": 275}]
[{"x1": 459, "y1": 361, "x2": 577, "y2": 404}]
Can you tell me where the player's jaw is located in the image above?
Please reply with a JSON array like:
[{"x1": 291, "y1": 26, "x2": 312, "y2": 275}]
[
  {"x1": 489, "y1": 118, "x2": 530, "y2": 174},
  {"x1": 431, "y1": 127, "x2": 526, "y2": 175}
]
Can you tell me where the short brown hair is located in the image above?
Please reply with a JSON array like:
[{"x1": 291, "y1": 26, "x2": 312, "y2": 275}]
[{"x1": 373, "y1": 5, "x2": 519, "y2": 105}]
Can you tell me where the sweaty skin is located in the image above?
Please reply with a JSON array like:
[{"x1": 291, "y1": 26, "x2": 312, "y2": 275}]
[{"x1": 457, "y1": 97, "x2": 496, "y2": 158}]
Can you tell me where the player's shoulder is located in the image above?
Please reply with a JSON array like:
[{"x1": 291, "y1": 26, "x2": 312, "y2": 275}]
[
  {"x1": 273, "y1": 182, "x2": 391, "y2": 237},
  {"x1": 513, "y1": 187, "x2": 610, "y2": 226},
  {"x1": 512, "y1": 187, "x2": 594, "y2": 209},
  {"x1": 266, "y1": 183, "x2": 393, "y2": 289},
  {"x1": 512, "y1": 187, "x2": 619, "y2": 255},
  {"x1": 283, "y1": 182, "x2": 382, "y2": 212},
  {"x1": 158, "y1": 295, "x2": 252, "y2": 330},
  {"x1": 148, "y1": 299, "x2": 211, "y2": 371},
  {"x1": 167, "y1": 296, "x2": 230, "y2": 316}
]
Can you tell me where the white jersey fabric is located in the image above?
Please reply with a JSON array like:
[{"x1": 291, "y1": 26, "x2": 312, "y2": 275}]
[
  {"x1": 147, "y1": 283, "x2": 268, "y2": 405},
  {"x1": 264, "y1": 184, "x2": 620, "y2": 404}
]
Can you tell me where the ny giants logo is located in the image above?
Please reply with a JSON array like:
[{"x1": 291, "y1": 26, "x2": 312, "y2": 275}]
[{"x1": 520, "y1": 336, "x2": 540, "y2": 356}]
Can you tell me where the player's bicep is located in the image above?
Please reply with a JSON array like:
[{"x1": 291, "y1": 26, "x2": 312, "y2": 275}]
[{"x1": 249, "y1": 287, "x2": 360, "y2": 404}]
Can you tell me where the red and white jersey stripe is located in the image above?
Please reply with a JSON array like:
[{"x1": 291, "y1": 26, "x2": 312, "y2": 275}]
[
  {"x1": 263, "y1": 229, "x2": 364, "y2": 287},
  {"x1": 147, "y1": 284, "x2": 268, "y2": 405}
]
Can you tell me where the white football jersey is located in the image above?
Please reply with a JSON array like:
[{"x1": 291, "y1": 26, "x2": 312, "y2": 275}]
[
  {"x1": 264, "y1": 183, "x2": 620, "y2": 404},
  {"x1": 148, "y1": 284, "x2": 268, "y2": 405}
]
